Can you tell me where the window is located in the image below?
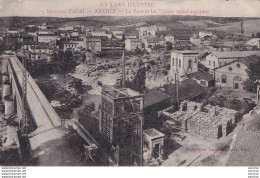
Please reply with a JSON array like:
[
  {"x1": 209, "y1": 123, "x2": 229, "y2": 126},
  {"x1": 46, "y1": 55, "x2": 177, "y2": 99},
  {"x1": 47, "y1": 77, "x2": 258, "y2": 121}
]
[
  {"x1": 188, "y1": 59, "x2": 192, "y2": 69},
  {"x1": 213, "y1": 61, "x2": 216, "y2": 67},
  {"x1": 172, "y1": 58, "x2": 174, "y2": 66},
  {"x1": 200, "y1": 80, "x2": 207, "y2": 86},
  {"x1": 209, "y1": 60, "x2": 211, "y2": 66},
  {"x1": 179, "y1": 59, "x2": 181, "y2": 68},
  {"x1": 222, "y1": 74, "x2": 227, "y2": 83},
  {"x1": 236, "y1": 63, "x2": 241, "y2": 68},
  {"x1": 219, "y1": 62, "x2": 222, "y2": 66},
  {"x1": 228, "y1": 67, "x2": 232, "y2": 71}
]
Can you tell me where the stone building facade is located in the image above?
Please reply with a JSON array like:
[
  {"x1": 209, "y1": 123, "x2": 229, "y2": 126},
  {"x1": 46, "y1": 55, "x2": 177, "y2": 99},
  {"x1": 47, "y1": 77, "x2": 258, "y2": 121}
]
[{"x1": 169, "y1": 50, "x2": 199, "y2": 82}]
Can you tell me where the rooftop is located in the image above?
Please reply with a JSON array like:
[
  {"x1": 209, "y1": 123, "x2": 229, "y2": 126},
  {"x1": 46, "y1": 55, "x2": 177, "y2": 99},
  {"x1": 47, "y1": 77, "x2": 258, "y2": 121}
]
[
  {"x1": 186, "y1": 71, "x2": 214, "y2": 82},
  {"x1": 144, "y1": 88, "x2": 171, "y2": 109},
  {"x1": 163, "y1": 79, "x2": 207, "y2": 102},
  {"x1": 211, "y1": 51, "x2": 260, "y2": 59},
  {"x1": 215, "y1": 54, "x2": 260, "y2": 70},
  {"x1": 144, "y1": 36, "x2": 165, "y2": 43},
  {"x1": 103, "y1": 88, "x2": 142, "y2": 99},
  {"x1": 226, "y1": 130, "x2": 260, "y2": 166},
  {"x1": 126, "y1": 38, "x2": 142, "y2": 42},
  {"x1": 171, "y1": 50, "x2": 199, "y2": 55},
  {"x1": 239, "y1": 54, "x2": 260, "y2": 66},
  {"x1": 144, "y1": 128, "x2": 165, "y2": 138}
]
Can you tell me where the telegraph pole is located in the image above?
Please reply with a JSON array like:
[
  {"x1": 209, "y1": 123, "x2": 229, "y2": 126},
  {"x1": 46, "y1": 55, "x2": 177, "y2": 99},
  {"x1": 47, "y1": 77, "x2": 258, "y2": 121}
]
[
  {"x1": 176, "y1": 54, "x2": 180, "y2": 110},
  {"x1": 22, "y1": 57, "x2": 28, "y2": 136},
  {"x1": 122, "y1": 50, "x2": 126, "y2": 88}
]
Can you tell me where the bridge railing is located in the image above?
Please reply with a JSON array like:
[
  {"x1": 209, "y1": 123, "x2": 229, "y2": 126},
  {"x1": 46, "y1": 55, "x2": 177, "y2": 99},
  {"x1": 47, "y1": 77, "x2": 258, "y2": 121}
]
[{"x1": 8, "y1": 57, "x2": 61, "y2": 134}]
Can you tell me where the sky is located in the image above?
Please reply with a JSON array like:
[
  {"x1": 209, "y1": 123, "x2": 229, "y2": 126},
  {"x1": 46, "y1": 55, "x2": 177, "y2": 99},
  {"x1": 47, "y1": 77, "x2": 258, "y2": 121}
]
[{"x1": 0, "y1": 0, "x2": 260, "y2": 17}]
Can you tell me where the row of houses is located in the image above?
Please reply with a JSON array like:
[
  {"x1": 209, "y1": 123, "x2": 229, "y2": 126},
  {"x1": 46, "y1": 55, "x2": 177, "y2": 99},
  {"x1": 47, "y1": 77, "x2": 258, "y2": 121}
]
[{"x1": 168, "y1": 49, "x2": 260, "y2": 92}]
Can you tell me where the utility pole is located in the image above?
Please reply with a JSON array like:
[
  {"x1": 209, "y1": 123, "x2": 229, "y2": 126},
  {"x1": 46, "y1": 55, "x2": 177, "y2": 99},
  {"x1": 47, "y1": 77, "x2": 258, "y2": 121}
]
[
  {"x1": 122, "y1": 50, "x2": 126, "y2": 88},
  {"x1": 176, "y1": 54, "x2": 180, "y2": 111},
  {"x1": 22, "y1": 57, "x2": 28, "y2": 136}
]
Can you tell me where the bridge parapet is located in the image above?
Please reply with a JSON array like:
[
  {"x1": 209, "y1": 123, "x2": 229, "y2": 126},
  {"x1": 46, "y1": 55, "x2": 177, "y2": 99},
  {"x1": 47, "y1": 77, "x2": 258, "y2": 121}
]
[{"x1": 6, "y1": 56, "x2": 61, "y2": 135}]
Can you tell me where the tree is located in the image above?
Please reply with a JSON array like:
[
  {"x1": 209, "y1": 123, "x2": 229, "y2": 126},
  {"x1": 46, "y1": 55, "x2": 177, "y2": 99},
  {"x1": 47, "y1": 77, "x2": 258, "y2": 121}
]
[
  {"x1": 243, "y1": 63, "x2": 260, "y2": 93},
  {"x1": 130, "y1": 67, "x2": 146, "y2": 93},
  {"x1": 255, "y1": 32, "x2": 260, "y2": 38},
  {"x1": 166, "y1": 43, "x2": 173, "y2": 50},
  {"x1": 243, "y1": 79, "x2": 257, "y2": 93},
  {"x1": 56, "y1": 51, "x2": 76, "y2": 78},
  {"x1": 121, "y1": 34, "x2": 126, "y2": 41},
  {"x1": 135, "y1": 46, "x2": 142, "y2": 54},
  {"x1": 0, "y1": 42, "x2": 5, "y2": 55}
]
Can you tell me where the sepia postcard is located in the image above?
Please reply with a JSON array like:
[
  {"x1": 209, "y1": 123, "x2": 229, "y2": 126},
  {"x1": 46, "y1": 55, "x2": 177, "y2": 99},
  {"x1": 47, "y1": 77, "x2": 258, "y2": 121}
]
[{"x1": 0, "y1": 0, "x2": 259, "y2": 171}]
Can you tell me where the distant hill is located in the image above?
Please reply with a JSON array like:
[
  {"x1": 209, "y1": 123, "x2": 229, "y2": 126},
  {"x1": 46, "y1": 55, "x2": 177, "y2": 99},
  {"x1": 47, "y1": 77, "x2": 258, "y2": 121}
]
[
  {"x1": 207, "y1": 18, "x2": 260, "y2": 37},
  {"x1": 0, "y1": 15, "x2": 257, "y2": 29}
]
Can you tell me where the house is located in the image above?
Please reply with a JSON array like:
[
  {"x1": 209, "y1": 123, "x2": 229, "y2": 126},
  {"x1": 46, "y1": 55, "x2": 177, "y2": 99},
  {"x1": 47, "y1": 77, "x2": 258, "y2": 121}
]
[
  {"x1": 165, "y1": 35, "x2": 174, "y2": 43},
  {"x1": 62, "y1": 41, "x2": 79, "y2": 52},
  {"x1": 111, "y1": 30, "x2": 124, "y2": 40},
  {"x1": 214, "y1": 55, "x2": 260, "y2": 90},
  {"x1": 70, "y1": 31, "x2": 79, "y2": 37},
  {"x1": 156, "y1": 26, "x2": 167, "y2": 31},
  {"x1": 70, "y1": 38, "x2": 85, "y2": 49},
  {"x1": 199, "y1": 31, "x2": 213, "y2": 38},
  {"x1": 143, "y1": 36, "x2": 166, "y2": 51},
  {"x1": 186, "y1": 71, "x2": 215, "y2": 88},
  {"x1": 125, "y1": 38, "x2": 142, "y2": 51},
  {"x1": 38, "y1": 23, "x2": 47, "y2": 30},
  {"x1": 86, "y1": 37, "x2": 102, "y2": 53},
  {"x1": 143, "y1": 88, "x2": 171, "y2": 129},
  {"x1": 205, "y1": 51, "x2": 260, "y2": 70},
  {"x1": 247, "y1": 38, "x2": 260, "y2": 48},
  {"x1": 124, "y1": 32, "x2": 138, "y2": 39},
  {"x1": 38, "y1": 34, "x2": 59, "y2": 43},
  {"x1": 139, "y1": 26, "x2": 157, "y2": 38},
  {"x1": 22, "y1": 42, "x2": 45, "y2": 50},
  {"x1": 173, "y1": 40, "x2": 194, "y2": 50},
  {"x1": 160, "y1": 101, "x2": 237, "y2": 139},
  {"x1": 169, "y1": 50, "x2": 199, "y2": 82},
  {"x1": 29, "y1": 45, "x2": 56, "y2": 61},
  {"x1": 163, "y1": 78, "x2": 207, "y2": 103},
  {"x1": 7, "y1": 29, "x2": 18, "y2": 34},
  {"x1": 91, "y1": 29, "x2": 107, "y2": 37},
  {"x1": 38, "y1": 30, "x2": 51, "y2": 35},
  {"x1": 91, "y1": 29, "x2": 112, "y2": 39},
  {"x1": 190, "y1": 36, "x2": 201, "y2": 46},
  {"x1": 143, "y1": 128, "x2": 165, "y2": 161}
]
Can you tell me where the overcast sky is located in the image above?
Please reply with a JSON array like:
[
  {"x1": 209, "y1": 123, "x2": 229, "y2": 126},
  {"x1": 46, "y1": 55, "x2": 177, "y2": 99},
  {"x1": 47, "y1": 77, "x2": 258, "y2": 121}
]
[{"x1": 0, "y1": 0, "x2": 260, "y2": 17}]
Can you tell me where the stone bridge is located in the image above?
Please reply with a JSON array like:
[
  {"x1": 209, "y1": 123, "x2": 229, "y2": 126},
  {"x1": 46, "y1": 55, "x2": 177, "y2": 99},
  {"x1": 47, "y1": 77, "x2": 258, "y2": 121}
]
[{"x1": 1, "y1": 55, "x2": 65, "y2": 152}]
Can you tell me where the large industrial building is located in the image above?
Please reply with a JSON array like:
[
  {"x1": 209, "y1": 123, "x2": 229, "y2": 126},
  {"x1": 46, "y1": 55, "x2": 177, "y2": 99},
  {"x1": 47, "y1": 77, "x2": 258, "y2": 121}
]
[{"x1": 100, "y1": 87, "x2": 144, "y2": 166}]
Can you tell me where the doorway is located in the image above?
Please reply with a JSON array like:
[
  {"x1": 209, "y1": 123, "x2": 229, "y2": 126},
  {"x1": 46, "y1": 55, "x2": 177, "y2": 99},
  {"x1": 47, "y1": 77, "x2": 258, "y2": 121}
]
[
  {"x1": 153, "y1": 143, "x2": 160, "y2": 158},
  {"x1": 218, "y1": 125, "x2": 223, "y2": 139}
]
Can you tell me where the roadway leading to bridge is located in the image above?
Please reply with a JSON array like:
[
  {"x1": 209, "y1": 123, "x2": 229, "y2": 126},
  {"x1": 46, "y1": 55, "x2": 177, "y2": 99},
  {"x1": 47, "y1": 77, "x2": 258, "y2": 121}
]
[{"x1": 2, "y1": 55, "x2": 92, "y2": 166}]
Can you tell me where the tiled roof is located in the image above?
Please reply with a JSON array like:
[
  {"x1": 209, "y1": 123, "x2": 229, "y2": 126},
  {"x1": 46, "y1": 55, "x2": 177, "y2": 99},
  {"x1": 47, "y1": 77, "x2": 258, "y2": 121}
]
[
  {"x1": 163, "y1": 79, "x2": 207, "y2": 101},
  {"x1": 171, "y1": 50, "x2": 198, "y2": 55},
  {"x1": 127, "y1": 38, "x2": 142, "y2": 42},
  {"x1": 226, "y1": 130, "x2": 260, "y2": 166},
  {"x1": 214, "y1": 54, "x2": 260, "y2": 70},
  {"x1": 239, "y1": 54, "x2": 260, "y2": 66},
  {"x1": 144, "y1": 89, "x2": 171, "y2": 108},
  {"x1": 144, "y1": 36, "x2": 165, "y2": 43},
  {"x1": 211, "y1": 51, "x2": 260, "y2": 59},
  {"x1": 187, "y1": 71, "x2": 214, "y2": 82}
]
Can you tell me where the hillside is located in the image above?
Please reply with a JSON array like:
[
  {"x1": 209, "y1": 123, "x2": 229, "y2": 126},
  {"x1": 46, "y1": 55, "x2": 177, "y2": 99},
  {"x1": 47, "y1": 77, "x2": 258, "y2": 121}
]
[
  {"x1": 207, "y1": 19, "x2": 260, "y2": 36},
  {"x1": 0, "y1": 15, "x2": 257, "y2": 29}
]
